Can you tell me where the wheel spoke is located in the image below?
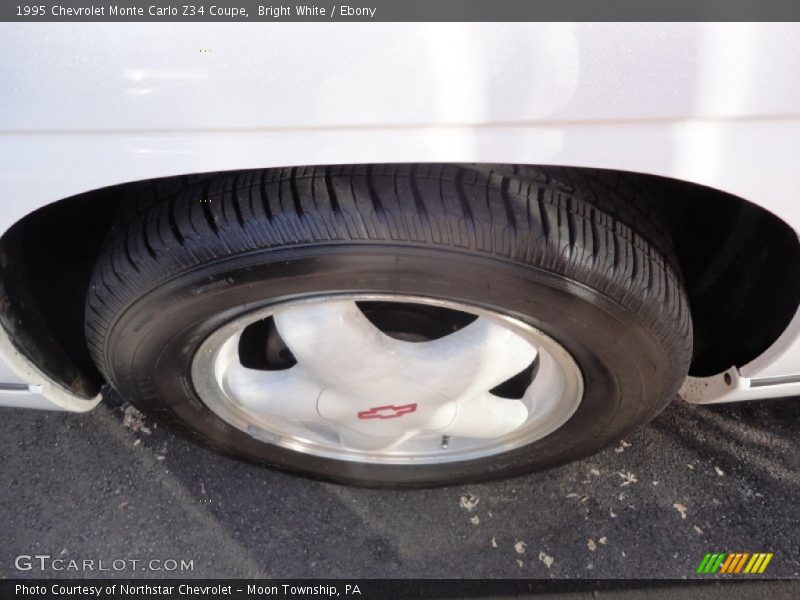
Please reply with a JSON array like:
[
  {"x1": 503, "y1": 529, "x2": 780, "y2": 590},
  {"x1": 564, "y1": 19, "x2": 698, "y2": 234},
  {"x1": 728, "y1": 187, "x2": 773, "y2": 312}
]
[
  {"x1": 272, "y1": 299, "x2": 403, "y2": 386},
  {"x1": 221, "y1": 363, "x2": 322, "y2": 422},
  {"x1": 397, "y1": 317, "x2": 538, "y2": 399},
  {"x1": 438, "y1": 394, "x2": 529, "y2": 438}
]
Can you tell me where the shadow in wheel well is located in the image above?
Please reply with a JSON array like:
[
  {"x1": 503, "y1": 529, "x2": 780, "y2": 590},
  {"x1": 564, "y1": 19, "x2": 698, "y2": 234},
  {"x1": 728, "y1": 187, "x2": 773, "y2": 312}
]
[
  {"x1": 0, "y1": 185, "x2": 124, "y2": 396},
  {"x1": 1, "y1": 165, "x2": 798, "y2": 394},
  {"x1": 661, "y1": 178, "x2": 800, "y2": 376}
]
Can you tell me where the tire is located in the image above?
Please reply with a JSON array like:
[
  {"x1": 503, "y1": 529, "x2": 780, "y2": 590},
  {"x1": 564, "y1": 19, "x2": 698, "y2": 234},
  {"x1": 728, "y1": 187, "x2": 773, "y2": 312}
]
[{"x1": 85, "y1": 164, "x2": 692, "y2": 487}]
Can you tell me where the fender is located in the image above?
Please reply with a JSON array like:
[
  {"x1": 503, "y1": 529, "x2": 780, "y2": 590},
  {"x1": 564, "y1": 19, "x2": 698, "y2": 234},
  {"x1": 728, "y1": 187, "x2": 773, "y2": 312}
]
[{"x1": 1, "y1": 22, "x2": 799, "y2": 409}]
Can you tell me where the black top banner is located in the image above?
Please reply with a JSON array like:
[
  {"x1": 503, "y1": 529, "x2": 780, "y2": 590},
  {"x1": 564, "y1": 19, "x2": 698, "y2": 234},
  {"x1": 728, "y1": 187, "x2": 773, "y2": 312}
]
[{"x1": 3, "y1": 0, "x2": 800, "y2": 22}]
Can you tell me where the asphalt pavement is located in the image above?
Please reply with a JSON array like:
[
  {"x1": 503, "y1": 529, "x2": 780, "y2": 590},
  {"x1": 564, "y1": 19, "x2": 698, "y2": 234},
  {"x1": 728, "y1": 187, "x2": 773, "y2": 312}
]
[{"x1": 1, "y1": 389, "x2": 799, "y2": 584}]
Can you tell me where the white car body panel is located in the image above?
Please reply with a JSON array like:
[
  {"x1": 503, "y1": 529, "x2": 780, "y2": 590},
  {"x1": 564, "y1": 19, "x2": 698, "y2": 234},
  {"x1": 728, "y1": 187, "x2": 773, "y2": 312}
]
[
  {"x1": 1, "y1": 22, "x2": 799, "y2": 410},
  {"x1": 0, "y1": 326, "x2": 100, "y2": 411}
]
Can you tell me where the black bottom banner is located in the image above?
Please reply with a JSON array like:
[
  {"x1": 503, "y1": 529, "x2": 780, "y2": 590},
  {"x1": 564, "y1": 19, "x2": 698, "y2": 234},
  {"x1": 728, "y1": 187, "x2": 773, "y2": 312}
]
[{"x1": 2, "y1": 579, "x2": 799, "y2": 600}]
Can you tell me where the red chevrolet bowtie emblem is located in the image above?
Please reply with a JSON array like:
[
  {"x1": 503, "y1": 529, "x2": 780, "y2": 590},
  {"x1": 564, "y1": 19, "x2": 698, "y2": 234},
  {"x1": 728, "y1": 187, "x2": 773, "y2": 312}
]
[{"x1": 357, "y1": 403, "x2": 418, "y2": 420}]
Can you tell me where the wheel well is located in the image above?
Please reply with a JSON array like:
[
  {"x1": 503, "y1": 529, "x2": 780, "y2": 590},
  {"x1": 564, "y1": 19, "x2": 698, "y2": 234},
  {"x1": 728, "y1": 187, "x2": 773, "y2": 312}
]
[{"x1": 1, "y1": 165, "x2": 798, "y2": 394}]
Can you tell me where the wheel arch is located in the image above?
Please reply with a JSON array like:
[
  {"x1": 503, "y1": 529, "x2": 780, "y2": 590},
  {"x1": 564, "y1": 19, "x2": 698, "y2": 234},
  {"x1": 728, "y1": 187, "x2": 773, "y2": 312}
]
[{"x1": 1, "y1": 164, "x2": 798, "y2": 405}]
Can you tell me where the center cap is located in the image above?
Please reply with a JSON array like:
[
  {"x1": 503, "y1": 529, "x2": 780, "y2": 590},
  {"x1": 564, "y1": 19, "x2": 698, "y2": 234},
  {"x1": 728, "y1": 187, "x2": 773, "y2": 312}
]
[{"x1": 317, "y1": 383, "x2": 457, "y2": 437}]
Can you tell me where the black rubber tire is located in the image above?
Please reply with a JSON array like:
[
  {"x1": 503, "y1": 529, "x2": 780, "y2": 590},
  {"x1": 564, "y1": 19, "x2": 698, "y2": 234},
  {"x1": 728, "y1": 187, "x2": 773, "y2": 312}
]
[{"x1": 85, "y1": 164, "x2": 692, "y2": 487}]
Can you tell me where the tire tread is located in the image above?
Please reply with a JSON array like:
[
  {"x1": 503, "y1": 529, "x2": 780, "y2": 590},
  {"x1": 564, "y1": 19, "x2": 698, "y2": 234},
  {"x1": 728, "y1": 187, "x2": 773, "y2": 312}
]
[{"x1": 86, "y1": 165, "x2": 692, "y2": 402}]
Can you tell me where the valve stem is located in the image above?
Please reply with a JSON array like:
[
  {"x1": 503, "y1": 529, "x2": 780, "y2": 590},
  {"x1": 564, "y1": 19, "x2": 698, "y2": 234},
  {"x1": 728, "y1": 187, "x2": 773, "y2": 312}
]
[{"x1": 441, "y1": 435, "x2": 450, "y2": 450}]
